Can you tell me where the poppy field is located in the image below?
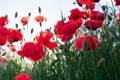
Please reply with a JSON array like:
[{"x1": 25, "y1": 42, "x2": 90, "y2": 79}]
[{"x1": 0, "y1": 0, "x2": 120, "y2": 80}]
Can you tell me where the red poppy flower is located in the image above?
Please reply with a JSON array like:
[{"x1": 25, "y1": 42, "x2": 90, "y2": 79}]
[
  {"x1": 34, "y1": 15, "x2": 44, "y2": 22},
  {"x1": 59, "y1": 20, "x2": 81, "y2": 35},
  {"x1": 15, "y1": 73, "x2": 32, "y2": 80},
  {"x1": 75, "y1": 35, "x2": 99, "y2": 50},
  {"x1": 17, "y1": 42, "x2": 45, "y2": 61},
  {"x1": 77, "y1": 0, "x2": 100, "y2": 4},
  {"x1": 0, "y1": 16, "x2": 8, "y2": 26},
  {"x1": 8, "y1": 29, "x2": 23, "y2": 43},
  {"x1": 69, "y1": 8, "x2": 85, "y2": 21},
  {"x1": 54, "y1": 20, "x2": 81, "y2": 42},
  {"x1": 114, "y1": 0, "x2": 120, "y2": 6},
  {"x1": 77, "y1": 0, "x2": 93, "y2": 4},
  {"x1": 21, "y1": 16, "x2": 28, "y2": 25},
  {"x1": 0, "y1": 34, "x2": 7, "y2": 45},
  {"x1": 55, "y1": 33, "x2": 73, "y2": 42},
  {"x1": 84, "y1": 4, "x2": 95, "y2": 10},
  {"x1": 117, "y1": 13, "x2": 120, "y2": 19},
  {"x1": 54, "y1": 20, "x2": 64, "y2": 41},
  {"x1": 61, "y1": 34, "x2": 73, "y2": 42},
  {"x1": 55, "y1": 20, "x2": 82, "y2": 35},
  {"x1": 36, "y1": 31, "x2": 58, "y2": 50},
  {"x1": 89, "y1": 11, "x2": 105, "y2": 20},
  {"x1": 0, "y1": 26, "x2": 11, "y2": 36},
  {"x1": 54, "y1": 20, "x2": 63, "y2": 34},
  {"x1": 85, "y1": 20, "x2": 103, "y2": 30}
]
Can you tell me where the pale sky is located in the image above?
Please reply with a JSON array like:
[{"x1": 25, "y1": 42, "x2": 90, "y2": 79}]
[
  {"x1": 0, "y1": 0, "x2": 111, "y2": 31},
  {"x1": 0, "y1": 0, "x2": 75, "y2": 29}
]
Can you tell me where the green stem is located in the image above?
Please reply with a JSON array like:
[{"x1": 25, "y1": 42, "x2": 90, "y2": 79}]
[
  {"x1": 104, "y1": 65, "x2": 111, "y2": 80},
  {"x1": 91, "y1": 52, "x2": 97, "y2": 80},
  {"x1": 0, "y1": 65, "x2": 4, "y2": 78},
  {"x1": 110, "y1": 0, "x2": 116, "y2": 19},
  {"x1": 110, "y1": 54, "x2": 117, "y2": 80},
  {"x1": 83, "y1": 51, "x2": 89, "y2": 80}
]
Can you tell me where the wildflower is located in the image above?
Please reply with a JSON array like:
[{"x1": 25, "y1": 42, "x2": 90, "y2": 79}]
[
  {"x1": 0, "y1": 26, "x2": 11, "y2": 36},
  {"x1": 59, "y1": 20, "x2": 81, "y2": 35},
  {"x1": 77, "y1": 0, "x2": 93, "y2": 4},
  {"x1": 85, "y1": 20, "x2": 103, "y2": 30},
  {"x1": 114, "y1": 13, "x2": 120, "y2": 25},
  {"x1": 84, "y1": 4, "x2": 95, "y2": 10},
  {"x1": 0, "y1": 26, "x2": 11, "y2": 45},
  {"x1": 114, "y1": 0, "x2": 120, "y2": 6},
  {"x1": 68, "y1": 8, "x2": 84, "y2": 26},
  {"x1": 89, "y1": 11, "x2": 105, "y2": 20},
  {"x1": 75, "y1": 35, "x2": 99, "y2": 50},
  {"x1": 68, "y1": 8, "x2": 85, "y2": 20},
  {"x1": 0, "y1": 16, "x2": 8, "y2": 26},
  {"x1": 117, "y1": 13, "x2": 120, "y2": 20},
  {"x1": 36, "y1": 31, "x2": 58, "y2": 50},
  {"x1": 34, "y1": 15, "x2": 44, "y2": 22},
  {"x1": 54, "y1": 20, "x2": 63, "y2": 35},
  {"x1": 61, "y1": 34, "x2": 73, "y2": 42},
  {"x1": 77, "y1": 0, "x2": 100, "y2": 4},
  {"x1": 21, "y1": 16, "x2": 28, "y2": 25},
  {"x1": 0, "y1": 34, "x2": 7, "y2": 45},
  {"x1": 8, "y1": 28, "x2": 23, "y2": 43},
  {"x1": 17, "y1": 42, "x2": 45, "y2": 61},
  {"x1": 15, "y1": 73, "x2": 32, "y2": 80},
  {"x1": 55, "y1": 20, "x2": 82, "y2": 35},
  {"x1": 54, "y1": 20, "x2": 81, "y2": 42}
]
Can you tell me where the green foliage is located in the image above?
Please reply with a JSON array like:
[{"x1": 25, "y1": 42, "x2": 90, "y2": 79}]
[
  {"x1": 0, "y1": 60, "x2": 21, "y2": 80},
  {"x1": 0, "y1": 1, "x2": 120, "y2": 80}
]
